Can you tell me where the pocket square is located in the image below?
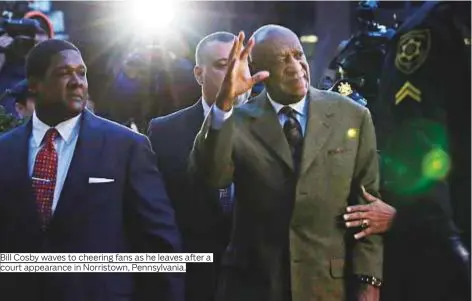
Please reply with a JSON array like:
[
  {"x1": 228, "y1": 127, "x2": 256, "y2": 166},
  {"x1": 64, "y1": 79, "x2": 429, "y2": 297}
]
[
  {"x1": 88, "y1": 177, "x2": 115, "y2": 184},
  {"x1": 328, "y1": 148, "x2": 349, "y2": 155}
]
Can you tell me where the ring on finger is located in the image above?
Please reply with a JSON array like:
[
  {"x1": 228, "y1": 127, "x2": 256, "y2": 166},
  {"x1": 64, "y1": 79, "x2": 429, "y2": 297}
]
[{"x1": 361, "y1": 219, "x2": 369, "y2": 229}]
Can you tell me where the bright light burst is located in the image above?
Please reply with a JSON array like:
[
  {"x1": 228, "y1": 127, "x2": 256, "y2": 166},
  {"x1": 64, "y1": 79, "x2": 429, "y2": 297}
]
[{"x1": 128, "y1": 1, "x2": 176, "y2": 35}]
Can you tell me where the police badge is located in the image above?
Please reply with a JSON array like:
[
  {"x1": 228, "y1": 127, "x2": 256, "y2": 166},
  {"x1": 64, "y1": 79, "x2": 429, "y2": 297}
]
[
  {"x1": 337, "y1": 82, "x2": 353, "y2": 96},
  {"x1": 394, "y1": 29, "x2": 431, "y2": 74},
  {"x1": 329, "y1": 79, "x2": 368, "y2": 107}
]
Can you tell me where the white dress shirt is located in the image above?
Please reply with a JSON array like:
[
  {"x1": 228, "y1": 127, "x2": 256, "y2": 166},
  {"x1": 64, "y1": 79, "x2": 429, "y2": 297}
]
[
  {"x1": 29, "y1": 112, "x2": 81, "y2": 213},
  {"x1": 201, "y1": 97, "x2": 212, "y2": 118},
  {"x1": 211, "y1": 93, "x2": 308, "y2": 136},
  {"x1": 266, "y1": 93, "x2": 308, "y2": 136}
]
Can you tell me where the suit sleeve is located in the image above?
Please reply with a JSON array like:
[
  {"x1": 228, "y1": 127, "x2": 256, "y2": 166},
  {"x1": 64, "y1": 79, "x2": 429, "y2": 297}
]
[
  {"x1": 188, "y1": 110, "x2": 235, "y2": 189},
  {"x1": 352, "y1": 108, "x2": 384, "y2": 279},
  {"x1": 127, "y1": 134, "x2": 184, "y2": 301}
]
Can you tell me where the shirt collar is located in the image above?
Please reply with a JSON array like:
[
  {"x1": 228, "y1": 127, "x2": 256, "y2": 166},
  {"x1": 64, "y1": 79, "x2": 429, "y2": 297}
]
[
  {"x1": 32, "y1": 111, "x2": 82, "y2": 146},
  {"x1": 267, "y1": 93, "x2": 307, "y2": 116},
  {"x1": 201, "y1": 97, "x2": 212, "y2": 118}
]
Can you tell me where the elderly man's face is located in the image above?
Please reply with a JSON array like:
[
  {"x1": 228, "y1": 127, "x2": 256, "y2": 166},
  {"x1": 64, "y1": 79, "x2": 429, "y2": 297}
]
[
  {"x1": 33, "y1": 49, "x2": 88, "y2": 116},
  {"x1": 195, "y1": 40, "x2": 251, "y2": 105},
  {"x1": 254, "y1": 32, "x2": 310, "y2": 104}
]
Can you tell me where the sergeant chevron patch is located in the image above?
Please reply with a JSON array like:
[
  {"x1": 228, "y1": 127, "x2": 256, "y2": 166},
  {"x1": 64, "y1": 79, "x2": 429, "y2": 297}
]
[{"x1": 395, "y1": 81, "x2": 421, "y2": 105}]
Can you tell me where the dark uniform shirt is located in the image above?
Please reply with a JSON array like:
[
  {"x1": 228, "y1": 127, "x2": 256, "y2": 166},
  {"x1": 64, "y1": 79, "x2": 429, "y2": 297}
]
[
  {"x1": 376, "y1": 1, "x2": 470, "y2": 247},
  {"x1": 376, "y1": 4, "x2": 470, "y2": 301}
]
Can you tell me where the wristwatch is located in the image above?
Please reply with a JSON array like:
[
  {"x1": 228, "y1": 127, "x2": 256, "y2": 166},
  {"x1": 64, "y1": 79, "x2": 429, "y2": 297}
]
[{"x1": 356, "y1": 275, "x2": 383, "y2": 287}]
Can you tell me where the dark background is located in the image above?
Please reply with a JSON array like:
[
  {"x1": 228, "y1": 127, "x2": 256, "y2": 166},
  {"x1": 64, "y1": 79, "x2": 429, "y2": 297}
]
[{"x1": 49, "y1": 1, "x2": 422, "y2": 107}]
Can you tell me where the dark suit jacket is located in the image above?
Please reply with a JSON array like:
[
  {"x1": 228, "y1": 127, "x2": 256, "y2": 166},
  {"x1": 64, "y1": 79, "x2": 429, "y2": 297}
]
[
  {"x1": 0, "y1": 109, "x2": 183, "y2": 301},
  {"x1": 190, "y1": 88, "x2": 383, "y2": 301},
  {"x1": 148, "y1": 100, "x2": 232, "y2": 301}
]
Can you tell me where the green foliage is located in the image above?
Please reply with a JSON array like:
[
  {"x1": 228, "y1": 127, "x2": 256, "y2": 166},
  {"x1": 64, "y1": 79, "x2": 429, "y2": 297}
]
[{"x1": 0, "y1": 105, "x2": 24, "y2": 133}]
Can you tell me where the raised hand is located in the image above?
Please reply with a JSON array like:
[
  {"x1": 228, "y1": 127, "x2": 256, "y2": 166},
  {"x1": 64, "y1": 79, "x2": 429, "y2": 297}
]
[{"x1": 215, "y1": 31, "x2": 270, "y2": 111}]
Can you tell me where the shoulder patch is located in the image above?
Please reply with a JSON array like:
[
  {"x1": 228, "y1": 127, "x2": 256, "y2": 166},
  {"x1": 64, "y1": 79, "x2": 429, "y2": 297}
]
[
  {"x1": 394, "y1": 29, "x2": 431, "y2": 75},
  {"x1": 337, "y1": 82, "x2": 353, "y2": 96}
]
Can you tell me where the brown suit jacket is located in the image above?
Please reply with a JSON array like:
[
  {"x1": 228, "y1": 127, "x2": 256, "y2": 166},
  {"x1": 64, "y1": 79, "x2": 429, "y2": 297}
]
[{"x1": 189, "y1": 87, "x2": 383, "y2": 301}]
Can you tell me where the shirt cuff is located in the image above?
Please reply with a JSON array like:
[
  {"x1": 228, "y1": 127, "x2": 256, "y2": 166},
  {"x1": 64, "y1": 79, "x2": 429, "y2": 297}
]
[{"x1": 211, "y1": 105, "x2": 233, "y2": 130}]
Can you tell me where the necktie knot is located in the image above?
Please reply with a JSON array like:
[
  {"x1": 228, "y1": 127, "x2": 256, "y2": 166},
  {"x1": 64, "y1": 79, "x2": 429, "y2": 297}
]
[
  {"x1": 280, "y1": 106, "x2": 297, "y2": 119},
  {"x1": 280, "y1": 106, "x2": 302, "y2": 140},
  {"x1": 43, "y1": 128, "x2": 59, "y2": 149}
]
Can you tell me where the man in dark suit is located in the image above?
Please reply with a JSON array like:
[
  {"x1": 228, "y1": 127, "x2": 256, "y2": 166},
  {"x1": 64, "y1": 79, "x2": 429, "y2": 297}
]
[
  {"x1": 147, "y1": 32, "x2": 250, "y2": 301},
  {"x1": 190, "y1": 26, "x2": 383, "y2": 301},
  {"x1": 0, "y1": 39, "x2": 183, "y2": 301}
]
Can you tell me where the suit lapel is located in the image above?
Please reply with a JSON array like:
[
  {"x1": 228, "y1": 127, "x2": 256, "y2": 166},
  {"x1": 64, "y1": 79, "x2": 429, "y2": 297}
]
[
  {"x1": 50, "y1": 110, "x2": 105, "y2": 228},
  {"x1": 249, "y1": 91, "x2": 294, "y2": 171},
  {"x1": 300, "y1": 88, "x2": 335, "y2": 175},
  {"x1": 187, "y1": 99, "x2": 205, "y2": 139},
  {"x1": 177, "y1": 100, "x2": 204, "y2": 171},
  {"x1": 187, "y1": 100, "x2": 222, "y2": 211},
  {"x1": 10, "y1": 121, "x2": 42, "y2": 228}
]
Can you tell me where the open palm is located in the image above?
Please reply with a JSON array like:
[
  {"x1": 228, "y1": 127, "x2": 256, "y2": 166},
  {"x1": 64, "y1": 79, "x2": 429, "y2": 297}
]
[{"x1": 216, "y1": 32, "x2": 270, "y2": 111}]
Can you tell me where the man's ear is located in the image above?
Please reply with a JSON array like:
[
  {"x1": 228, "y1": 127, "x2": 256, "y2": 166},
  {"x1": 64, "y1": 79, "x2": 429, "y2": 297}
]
[
  {"x1": 193, "y1": 65, "x2": 204, "y2": 86},
  {"x1": 28, "y1": 77, "x2": 40, "y2": 94}
]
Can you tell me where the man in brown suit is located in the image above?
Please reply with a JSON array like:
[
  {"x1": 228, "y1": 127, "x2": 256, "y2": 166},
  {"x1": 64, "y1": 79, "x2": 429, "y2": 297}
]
[{"x1": 189, "y1": 25, "x2": 383, "y2": 301}]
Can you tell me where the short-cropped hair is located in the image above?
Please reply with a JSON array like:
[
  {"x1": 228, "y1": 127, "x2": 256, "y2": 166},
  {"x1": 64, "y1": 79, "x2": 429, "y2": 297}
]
[
  {"x1": 195, "y1": 32, "x2": 235, "y2": 66},
  {"x1": 25, "y1": 39, "x2": 81, "y2": 79}
]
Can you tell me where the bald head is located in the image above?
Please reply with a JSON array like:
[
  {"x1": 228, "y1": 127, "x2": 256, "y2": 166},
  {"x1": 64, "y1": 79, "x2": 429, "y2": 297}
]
[
  {"x1": 251, "y1": 25, "x2": 298, "y2": 45},
  {"x1": 249, "y1": 25, "x2": 297, "y2": 62},
  {"x1": 248, "y1": 25, "x2": 310, "y2": 104}
]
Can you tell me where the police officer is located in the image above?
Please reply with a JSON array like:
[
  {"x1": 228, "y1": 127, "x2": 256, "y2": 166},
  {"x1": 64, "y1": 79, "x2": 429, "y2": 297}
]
[{"x1": 373, "y1": 2, "x2": 470, "y2": 301}]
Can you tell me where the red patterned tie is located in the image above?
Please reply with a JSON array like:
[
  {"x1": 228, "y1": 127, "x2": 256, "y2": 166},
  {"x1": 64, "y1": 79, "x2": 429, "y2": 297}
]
[{"x1": 32, "y1": 128, "x2": 59, "y2": 230}]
